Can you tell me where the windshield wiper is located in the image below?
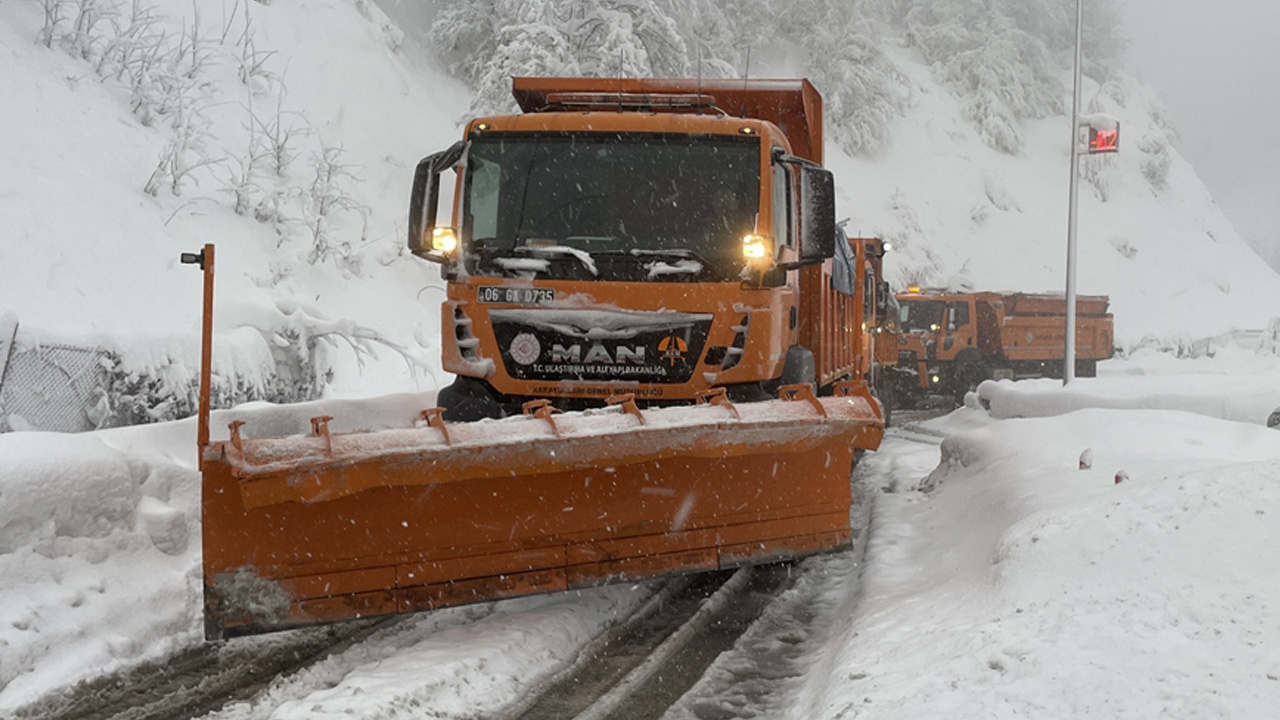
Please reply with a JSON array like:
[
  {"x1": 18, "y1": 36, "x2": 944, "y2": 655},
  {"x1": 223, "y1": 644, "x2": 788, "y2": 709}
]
[
  {"x1": 514, "y1": 244, "x2": 599, "y2": 276},
  {"x1": 625, "y1": 248, "x2": 712, "y2": 268}
]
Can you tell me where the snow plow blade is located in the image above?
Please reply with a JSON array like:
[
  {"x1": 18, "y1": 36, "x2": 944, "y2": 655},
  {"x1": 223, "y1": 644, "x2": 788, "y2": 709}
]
[{"x1": 201, "y1": 385, "x2": 882, "y2": 639}]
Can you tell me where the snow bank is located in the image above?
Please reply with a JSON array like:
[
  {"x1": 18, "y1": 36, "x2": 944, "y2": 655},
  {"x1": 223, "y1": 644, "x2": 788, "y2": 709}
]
[
  {"x1": 795, "y1": 398, "x2": 1280, "y2": 718},
  {"x1": 799, "y1": 420, "x2": 1280, "y2": 717},
  {"x1": 0, "y1": 435, "x2": 139, "y2": 553},
  {"x1": 975, "y1": 350, "x2": 1280, "y2": 426},
  {"x1": 0, "y1": 429, "x2": 202, "y2": 710}
]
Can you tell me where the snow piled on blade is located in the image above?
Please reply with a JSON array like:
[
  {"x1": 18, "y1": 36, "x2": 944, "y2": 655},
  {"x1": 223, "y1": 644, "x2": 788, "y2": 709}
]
[{"x1": 217, "y1": 390, "x2": 876, "y2": 479}]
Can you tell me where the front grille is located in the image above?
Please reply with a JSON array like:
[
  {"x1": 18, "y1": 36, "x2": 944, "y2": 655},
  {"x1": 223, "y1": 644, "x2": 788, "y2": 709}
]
[
  {"x1": 720, "y1": 314, "x2": 750, "y2": 371},
  {"x1": 489, "y1": 308, "x2": 713, "y2": 384},
  {"x1": 453, "y1": 304, "x2": 481, "y2": 363}
]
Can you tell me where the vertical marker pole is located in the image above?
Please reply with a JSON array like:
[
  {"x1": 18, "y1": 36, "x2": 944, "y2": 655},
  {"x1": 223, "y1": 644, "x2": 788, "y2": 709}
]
[
  {"x1": 1064, "y1": 0, "x2": 1084, "y2": 386},
  {"x1": 182, "y1": 244, "x2": 215, "y2": 469},
  {"x1": 199, "y1": 244, "x2": 214, "y2": 465}
]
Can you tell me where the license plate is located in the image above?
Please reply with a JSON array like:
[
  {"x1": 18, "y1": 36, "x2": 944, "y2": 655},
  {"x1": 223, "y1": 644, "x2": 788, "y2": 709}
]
[{"x1": 477, "y1": 286, "x2": 556, "y2": 305}]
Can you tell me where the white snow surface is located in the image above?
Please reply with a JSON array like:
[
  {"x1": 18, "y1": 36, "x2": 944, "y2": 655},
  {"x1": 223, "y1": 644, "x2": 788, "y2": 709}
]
[
  {"x1": 0, "y1": 0, "x2": 471, "y2": 396},
  {"x1": 785, "y1": 354, "x2": 1280, "y2": 719}
]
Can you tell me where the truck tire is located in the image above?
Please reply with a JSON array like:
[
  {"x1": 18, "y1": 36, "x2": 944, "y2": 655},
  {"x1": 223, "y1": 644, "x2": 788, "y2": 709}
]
[
  {"x1": 1075, "y1": 358, "x2": 1098, "y2": 377},
  {"x1": 886, "y1": 368, "x2": 922, "y2": 410},
  {"x1": 952, "y1": 361, "x2": 989, "y2": 405},
  {"x1": 872, "y1": 377, "x2": 894, "y2": 427},
  {"x1": 764, "y1": 345, "x2": 816, "y2": 396},
  {"x1": 437, "y1": 375, "x2": 506, "y2": 422}
]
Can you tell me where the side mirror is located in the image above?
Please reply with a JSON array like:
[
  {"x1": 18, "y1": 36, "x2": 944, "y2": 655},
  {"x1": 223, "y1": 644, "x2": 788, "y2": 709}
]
[
  {"x1": 798, "y1": 165, "x2": 835, "y2": 262},
  {"x1": 408, "y1": 140, "x2": 467, "y2": 262},
  {"x1": 877, "y1": 280, "x2": 891, "y2": 315}
]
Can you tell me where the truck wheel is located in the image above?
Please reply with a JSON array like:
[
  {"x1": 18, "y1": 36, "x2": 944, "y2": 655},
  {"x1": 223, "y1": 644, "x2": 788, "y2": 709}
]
[
  {"x1": 765, "y1": 345, "x2": 816, "y2": 396},
  {"x1": 437, "y1": 376, "x2": 506, "y2": 422},
  {"x1": 1075, "y1": 359, "x2": 1098, "y2": 377},
  {"x1": 873, "y1": 378, "x2": 894, "y2": 427},
  {"x1": 952, "y1": 362, "x2": 989, "y2": 405},
  {"x1": 887, "y1": 369, "x2": 921, "y2": 410}
]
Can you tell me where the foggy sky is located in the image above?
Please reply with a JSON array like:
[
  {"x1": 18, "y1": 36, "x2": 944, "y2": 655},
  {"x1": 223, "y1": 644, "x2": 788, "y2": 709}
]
[{"x1": 1121, "y1": 0, "x2": 1280, "y2": 265}]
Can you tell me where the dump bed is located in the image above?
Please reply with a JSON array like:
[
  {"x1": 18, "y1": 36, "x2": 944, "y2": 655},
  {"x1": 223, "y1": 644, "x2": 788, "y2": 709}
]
[
  {"x1": 1002, "y1": 293, "x2": 1110, "y2": 318},
  {"x1": 997, "y1": 294, "x2": 1114, "y2": 362},
  {"x1": 511, "y1": 77, "x2": 824, "y2": 163}
]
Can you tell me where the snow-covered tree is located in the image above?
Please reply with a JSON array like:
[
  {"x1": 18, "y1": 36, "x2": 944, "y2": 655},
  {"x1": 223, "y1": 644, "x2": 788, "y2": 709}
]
[
  {"x1": 430, "y1": 0, "x2": 909, "y2": 154},
  {"x1": 793, "y1": 0, "x2": 910, "y2": 155},
  {"x1": 890, "y1": 0, "x2": 1123, "y2": 154},
  {"x1": 431, "y1": 0, "x2": 690, "y2": 115}
]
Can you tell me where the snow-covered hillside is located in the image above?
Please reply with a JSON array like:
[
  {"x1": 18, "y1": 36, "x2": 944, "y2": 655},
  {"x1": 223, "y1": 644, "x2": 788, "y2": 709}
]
[
  {"x1": 2, "y1": 0, "x2": 471, "y2": 404},
  {"x1": 834, "y1": 43, "x2": 1280, "y2": 344},
  {"x1": 3, "y1": 0, "x2": 1278, "y2": 406}
]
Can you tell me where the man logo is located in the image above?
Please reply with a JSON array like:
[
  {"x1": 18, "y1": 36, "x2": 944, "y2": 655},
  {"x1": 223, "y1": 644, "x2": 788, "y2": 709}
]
[
  {"x1": 657, "y1": 334, "x2": 688, "y2": 366},
  {"x1": 509, "y1": 332, "x2": 541, "y2": 366}
]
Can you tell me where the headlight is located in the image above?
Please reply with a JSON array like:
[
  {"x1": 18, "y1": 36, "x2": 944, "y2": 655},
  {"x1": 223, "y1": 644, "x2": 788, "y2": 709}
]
[
  {"x1": 431, "y1": 227, "x2": 458, "y2": 253},
  {"x1": 741, "y1": 234, "x2": 771, "y2": 261}
]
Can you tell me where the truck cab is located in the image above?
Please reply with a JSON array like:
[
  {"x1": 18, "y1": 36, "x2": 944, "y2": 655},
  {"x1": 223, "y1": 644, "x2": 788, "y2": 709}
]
[
  {"x1": 894, "y1": 289, "x2": 1002, "y2": 402},
  {"x1": 409, "y1": 78, "x2": 875, "y2": 420}
]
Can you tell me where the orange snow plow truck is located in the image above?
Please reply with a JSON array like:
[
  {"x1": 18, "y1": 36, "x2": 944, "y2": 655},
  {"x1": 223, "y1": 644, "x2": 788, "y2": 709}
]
[
  {"x1": 892, "y1": 288, "x2": 1114, "y2": 403},
  {"x1": 198, "y1": 77, "x2": 884, "y2": 639}
]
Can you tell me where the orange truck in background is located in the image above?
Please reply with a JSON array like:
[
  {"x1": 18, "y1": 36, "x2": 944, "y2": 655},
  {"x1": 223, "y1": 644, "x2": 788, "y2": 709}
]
[
  {"x1": 848, "y1": 237, "x2": 900, "y2": 419},
  {"x1": 890, "y1": 289, "x2": 1114, "y2": 404}
]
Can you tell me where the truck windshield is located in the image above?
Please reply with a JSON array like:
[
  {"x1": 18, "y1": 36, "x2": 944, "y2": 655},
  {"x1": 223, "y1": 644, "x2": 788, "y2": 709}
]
[
  {"x1": 900, "y1": 299, "x2": 945, "y2": 332},
  {"x1": 462, "y1": 132, "x2": 760, "y2": 281}
]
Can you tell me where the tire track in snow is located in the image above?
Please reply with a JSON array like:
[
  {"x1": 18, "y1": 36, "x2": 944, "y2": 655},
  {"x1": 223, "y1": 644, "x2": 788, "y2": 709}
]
[{"x1": 11, "y1": 617, "x2": 403, "y2": 720}]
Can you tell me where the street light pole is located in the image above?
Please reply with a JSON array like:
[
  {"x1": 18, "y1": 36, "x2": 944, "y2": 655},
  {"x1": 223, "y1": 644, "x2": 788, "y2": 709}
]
[{"x1": 1063, "y1": 0, "x2": 1084, "y2": 386}]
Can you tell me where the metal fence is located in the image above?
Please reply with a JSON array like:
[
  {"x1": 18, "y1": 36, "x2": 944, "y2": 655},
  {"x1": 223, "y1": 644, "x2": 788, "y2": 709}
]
[
  {"x1": 0, "y1": 315, "x2": 318, "y2": 435},
  {"x1": 0, "y1": 337, "x2": 112, "y2": 434}
]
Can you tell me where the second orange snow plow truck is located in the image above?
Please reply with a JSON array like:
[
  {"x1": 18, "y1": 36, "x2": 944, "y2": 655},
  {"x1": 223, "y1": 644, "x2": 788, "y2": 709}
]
[
  {"x1": 892, "y1": 288, "x2": 1114, "y2": 403},
  {"x1": 199, "y1": 77, "x2": 884, "y2": 638}
]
